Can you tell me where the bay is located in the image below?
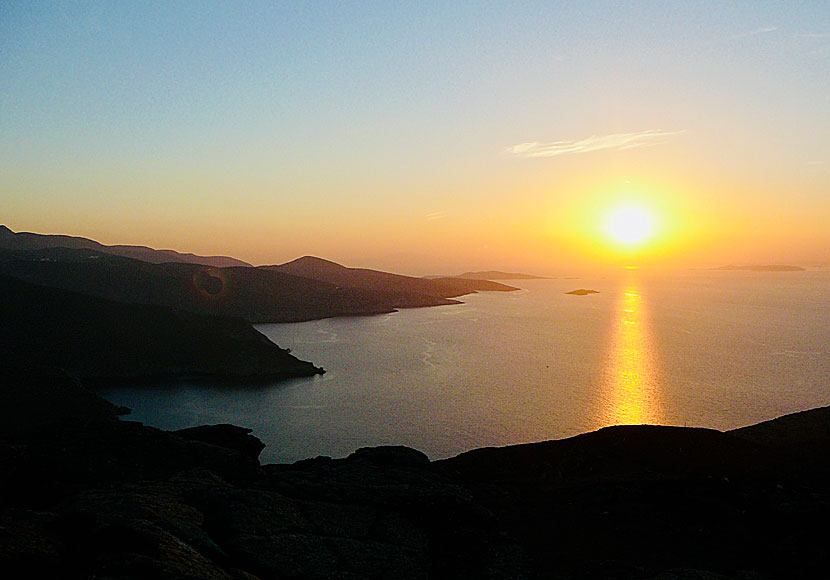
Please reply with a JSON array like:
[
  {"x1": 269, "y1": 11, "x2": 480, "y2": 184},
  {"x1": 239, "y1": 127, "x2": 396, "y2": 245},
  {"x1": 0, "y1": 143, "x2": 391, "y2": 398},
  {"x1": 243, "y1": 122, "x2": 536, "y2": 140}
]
[{"x1": 99, "y1": 271, "x2": 830, "y2": 464}]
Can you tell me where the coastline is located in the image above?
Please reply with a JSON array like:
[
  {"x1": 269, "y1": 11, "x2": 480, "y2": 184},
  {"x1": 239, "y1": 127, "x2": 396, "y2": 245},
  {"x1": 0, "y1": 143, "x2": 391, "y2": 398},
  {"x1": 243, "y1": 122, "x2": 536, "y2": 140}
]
[{"x1": 2, "y1": 369, "x2": 828, "y2": 579}]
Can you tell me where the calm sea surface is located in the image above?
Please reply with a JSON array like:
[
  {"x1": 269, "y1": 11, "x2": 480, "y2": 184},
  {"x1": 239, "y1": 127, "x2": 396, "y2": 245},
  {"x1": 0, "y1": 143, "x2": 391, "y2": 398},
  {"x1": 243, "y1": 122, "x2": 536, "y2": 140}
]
[{"x1": 100, "y1": 271, "x2": 830, "y2": 464}]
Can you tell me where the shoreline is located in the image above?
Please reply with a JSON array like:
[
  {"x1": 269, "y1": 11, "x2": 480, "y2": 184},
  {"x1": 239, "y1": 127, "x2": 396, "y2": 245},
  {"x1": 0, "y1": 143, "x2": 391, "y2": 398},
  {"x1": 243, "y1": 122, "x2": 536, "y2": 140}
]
[{"x1": 2, "y1": 367, "x2": 828, "y2": 579}]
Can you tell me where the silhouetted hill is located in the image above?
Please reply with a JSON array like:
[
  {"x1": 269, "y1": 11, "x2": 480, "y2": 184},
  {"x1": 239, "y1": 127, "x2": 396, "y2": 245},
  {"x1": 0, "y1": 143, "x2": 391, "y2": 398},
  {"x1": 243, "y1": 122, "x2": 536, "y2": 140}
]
[
  {"x1": 270, "y1": 255, "x2": 519, "y2": 297},
  {"x1": 0, "y1": 273, "x2": 322, "y2": 380},
  {"x1": 0, "y1": 224, "x2": 250, "y2": 267},
  {"x1": 730, "y1": 405, "x2": 830, "y2": 447},
  {"x1": 1, "y1": 367, "x2": 828, "y2": 579},
  {"x1": 0, "y1": 247, "x2": 458, "y2": 323},
  {"x1": 434, "y1": 415, "x2": 830, "y2": 579},
  {"x1": 456, "y1": 270, "x2": 550, "y2": 280},
  {"x1": 0, "y1": 235, "x2": 518, "y2": 323}
]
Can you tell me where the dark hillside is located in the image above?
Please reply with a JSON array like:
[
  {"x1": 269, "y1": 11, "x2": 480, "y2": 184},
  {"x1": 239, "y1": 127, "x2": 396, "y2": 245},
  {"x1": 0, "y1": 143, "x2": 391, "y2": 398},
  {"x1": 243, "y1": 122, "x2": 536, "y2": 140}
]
[
  {"x1": 270, "y1": 255, "x2": 519, "y2": 298},
  {"x1": 0, "y1": 247, "x2": 456, "y2": 323},
  {"x1": 0, "y1": 274, "x2": 322, "y2": 380}
]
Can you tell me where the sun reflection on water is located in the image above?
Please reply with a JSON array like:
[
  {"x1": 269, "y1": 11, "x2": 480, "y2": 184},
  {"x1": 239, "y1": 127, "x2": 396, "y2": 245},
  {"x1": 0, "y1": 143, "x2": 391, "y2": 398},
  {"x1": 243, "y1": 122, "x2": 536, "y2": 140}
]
[{"x1": 598, "y1": 280, "x2": 663, "y2": 426}]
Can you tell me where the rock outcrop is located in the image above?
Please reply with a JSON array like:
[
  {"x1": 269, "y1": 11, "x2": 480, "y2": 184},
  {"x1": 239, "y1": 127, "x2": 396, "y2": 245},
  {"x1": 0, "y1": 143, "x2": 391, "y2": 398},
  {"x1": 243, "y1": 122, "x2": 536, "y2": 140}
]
[
  {"x1": 1, "y1": 372, "x2": 828, "y2": 579},
  {"x1": 566, "y1": 288, "x2": 600, "y2": 295}
]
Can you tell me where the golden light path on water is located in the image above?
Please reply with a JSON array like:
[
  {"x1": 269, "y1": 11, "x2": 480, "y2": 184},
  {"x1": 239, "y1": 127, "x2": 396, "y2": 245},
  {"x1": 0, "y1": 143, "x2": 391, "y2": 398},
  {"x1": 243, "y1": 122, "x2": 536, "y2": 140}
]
[{"x1": 598, "y1": 277, "x2": 664, "y2": 426}]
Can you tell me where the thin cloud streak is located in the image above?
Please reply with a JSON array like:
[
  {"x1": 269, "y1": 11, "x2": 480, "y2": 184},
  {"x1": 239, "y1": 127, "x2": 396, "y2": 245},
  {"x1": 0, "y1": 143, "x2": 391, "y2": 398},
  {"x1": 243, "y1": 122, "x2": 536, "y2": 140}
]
[
  {"x1": 727, "y1": 26, "x2": 778, "y2": 41},
  {"x1": 507, "y1": 130, "x2": 685, "y2": 159}
]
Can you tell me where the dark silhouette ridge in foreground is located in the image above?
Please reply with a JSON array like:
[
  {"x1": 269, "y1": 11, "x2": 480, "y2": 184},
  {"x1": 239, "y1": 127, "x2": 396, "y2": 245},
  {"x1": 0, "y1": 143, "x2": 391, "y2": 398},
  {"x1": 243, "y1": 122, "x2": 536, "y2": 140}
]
[{"x1": 1, "y1": 367, "x2": 828, "y2": 580}]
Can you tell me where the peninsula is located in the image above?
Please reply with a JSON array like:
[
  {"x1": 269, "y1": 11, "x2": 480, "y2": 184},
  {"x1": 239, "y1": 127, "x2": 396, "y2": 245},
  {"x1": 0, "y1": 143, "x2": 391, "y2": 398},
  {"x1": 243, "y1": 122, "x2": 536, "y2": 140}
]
[
  {"x1": 0, "y1": 228, "x2": 519, "y2": 324},
  {"x1": 0, "y1": 227, "x2": 521, "y2": 383}
]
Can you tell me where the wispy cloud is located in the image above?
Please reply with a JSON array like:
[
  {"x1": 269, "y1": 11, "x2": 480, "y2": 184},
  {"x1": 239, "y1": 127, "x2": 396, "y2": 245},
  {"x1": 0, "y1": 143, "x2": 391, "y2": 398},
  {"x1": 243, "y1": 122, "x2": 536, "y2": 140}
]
[
  {"x1": 424, "y1": 211, "x2": 447, "y2": 221},
  {"x1": 506, "y1": 130, "x2": 685, "y2": 159},
  {"x1": 727, "y1": 26, "x2": 778, "y2": 41},
  {"x1": 796, "y1": 32, "x2": 830, "y2": 57}
]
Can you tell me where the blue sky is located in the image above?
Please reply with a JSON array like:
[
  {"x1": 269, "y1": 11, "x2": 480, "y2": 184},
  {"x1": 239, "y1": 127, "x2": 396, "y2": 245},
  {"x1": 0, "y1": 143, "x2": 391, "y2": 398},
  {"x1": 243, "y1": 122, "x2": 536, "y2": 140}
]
[{"x1": 2, "y1": 2, "x2": 828, "y2": 272}]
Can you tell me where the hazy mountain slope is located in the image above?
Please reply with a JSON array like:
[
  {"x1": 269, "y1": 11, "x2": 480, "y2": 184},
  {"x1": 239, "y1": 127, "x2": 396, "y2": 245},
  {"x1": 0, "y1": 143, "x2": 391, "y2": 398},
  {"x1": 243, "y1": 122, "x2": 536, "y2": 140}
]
[
  {"x1": 456, "y1": 270, "x2": 550, "y2": 280},
  {"x1": 0, "y1": 247, "x2": 458, "y2": 322},
  {"x1": 0, "y1": 225, "x2": 250, "y2": 267},
  {"x1": 0, "y1": 274, "x2": 322, "y2": 380},
  {"x1": 269, "y1": 255, "x2": 519, "y2": 298}
]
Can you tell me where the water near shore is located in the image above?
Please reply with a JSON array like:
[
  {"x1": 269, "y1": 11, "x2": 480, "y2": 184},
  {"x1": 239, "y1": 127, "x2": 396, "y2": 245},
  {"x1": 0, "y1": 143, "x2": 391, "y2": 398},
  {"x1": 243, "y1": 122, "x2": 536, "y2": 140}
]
[{"x1": 100, "y1": 271, "x2": 829, "y2": 464}]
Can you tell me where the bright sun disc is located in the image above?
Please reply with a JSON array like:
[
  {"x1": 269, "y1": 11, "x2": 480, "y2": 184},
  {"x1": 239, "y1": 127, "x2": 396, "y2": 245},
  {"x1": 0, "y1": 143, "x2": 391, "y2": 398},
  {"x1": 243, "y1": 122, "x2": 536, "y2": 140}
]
[{"x1": 603, "y1": 205, "x2": 656, "y2": 246}]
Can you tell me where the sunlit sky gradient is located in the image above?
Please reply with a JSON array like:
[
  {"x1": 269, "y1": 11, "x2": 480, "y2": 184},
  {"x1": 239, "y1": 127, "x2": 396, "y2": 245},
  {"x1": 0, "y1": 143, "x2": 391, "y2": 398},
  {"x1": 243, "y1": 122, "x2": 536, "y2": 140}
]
[{"x1": 2, "y1": 2, "x2": 828, "y2": 274}]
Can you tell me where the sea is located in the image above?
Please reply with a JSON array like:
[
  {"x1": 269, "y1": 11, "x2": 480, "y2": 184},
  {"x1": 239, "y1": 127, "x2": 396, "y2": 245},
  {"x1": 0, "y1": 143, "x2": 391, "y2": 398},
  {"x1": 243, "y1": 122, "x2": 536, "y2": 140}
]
[{"x1": 99, "y1": 270, "x2": 830, "y2": 464}]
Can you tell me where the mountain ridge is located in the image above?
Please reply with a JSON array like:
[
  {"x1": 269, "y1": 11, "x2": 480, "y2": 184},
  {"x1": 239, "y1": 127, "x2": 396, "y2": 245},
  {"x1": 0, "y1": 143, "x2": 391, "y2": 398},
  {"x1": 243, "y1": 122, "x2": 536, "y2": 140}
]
[
  {"x1": 0, "y1": 225, "x2": 251, "y2": 268},
  {"x1": 270, "y1": 255, "x2": 520, "y2": 298},
  {"x1": 0, "y1": 247, "x2": 466, "y2": 323}
]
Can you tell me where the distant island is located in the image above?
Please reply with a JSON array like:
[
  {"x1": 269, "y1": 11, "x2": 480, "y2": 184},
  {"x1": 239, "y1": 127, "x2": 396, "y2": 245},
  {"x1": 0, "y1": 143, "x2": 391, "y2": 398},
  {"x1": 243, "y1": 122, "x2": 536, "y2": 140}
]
[
  {"x1": 566, "y1": 288, "x2": 600, "y2": 295},
  {"x1": 714, "y1": 264, "x2": 806, "y2": 271},
  {"x1": 454, "y1": 270, "x2": 550, "y2": 280}
]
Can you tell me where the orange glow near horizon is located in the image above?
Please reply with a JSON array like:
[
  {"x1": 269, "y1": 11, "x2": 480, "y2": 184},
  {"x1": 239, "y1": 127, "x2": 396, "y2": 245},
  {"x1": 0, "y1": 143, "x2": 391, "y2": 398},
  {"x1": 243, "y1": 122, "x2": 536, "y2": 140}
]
[
  {"x1": 545, "y1": 176, "x2": 709, "y2": 270},
  {"x1": 597, "y1": 279, "x2": 664, "y2": 426}
]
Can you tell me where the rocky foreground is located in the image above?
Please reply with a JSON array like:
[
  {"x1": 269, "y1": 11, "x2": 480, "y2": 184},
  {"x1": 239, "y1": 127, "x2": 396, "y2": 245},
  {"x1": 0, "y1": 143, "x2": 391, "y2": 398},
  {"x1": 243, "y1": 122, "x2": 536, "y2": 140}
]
[{"x1": 2, "y1": 369, "x2": 828, "y2": 579}]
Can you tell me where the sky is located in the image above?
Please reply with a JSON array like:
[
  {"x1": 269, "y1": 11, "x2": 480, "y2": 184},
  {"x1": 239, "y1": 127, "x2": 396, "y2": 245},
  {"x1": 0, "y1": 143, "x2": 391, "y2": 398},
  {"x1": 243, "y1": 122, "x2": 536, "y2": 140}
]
[{"x1": 2, "y1": 1, "x2": 828, "y2": 274}]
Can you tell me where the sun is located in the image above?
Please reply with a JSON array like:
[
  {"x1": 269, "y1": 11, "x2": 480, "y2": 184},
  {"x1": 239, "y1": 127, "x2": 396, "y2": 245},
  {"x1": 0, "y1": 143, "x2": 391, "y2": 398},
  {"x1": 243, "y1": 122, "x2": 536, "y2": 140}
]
[{"x1": 602, "y1": 204, "x2": 657, "y2": 247}]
